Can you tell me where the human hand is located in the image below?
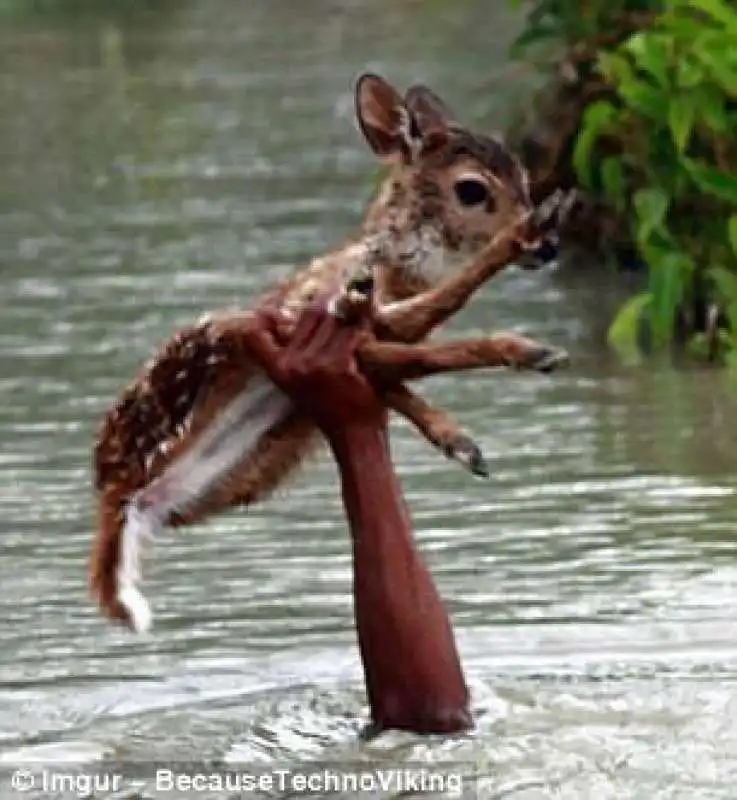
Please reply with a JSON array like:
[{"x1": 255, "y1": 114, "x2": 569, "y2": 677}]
[{"x1": 241, "y1": 286, "x2": 388, "y2": 436}]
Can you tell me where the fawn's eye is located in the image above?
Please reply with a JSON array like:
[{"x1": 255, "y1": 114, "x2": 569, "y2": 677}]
[{"x1": 453, "y1": 179, "x2": 489, "y2": 208}]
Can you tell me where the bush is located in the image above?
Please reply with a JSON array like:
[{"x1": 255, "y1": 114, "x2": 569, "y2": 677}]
[{"x1": 509, "y1": 0, "x2": 737, "y2": 366}]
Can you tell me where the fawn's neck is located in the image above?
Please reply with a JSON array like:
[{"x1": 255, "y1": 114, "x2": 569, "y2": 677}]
[
  {"x1": 289, "y1": 176, "x2": 458, "y2": 312},
  {"x1": 359, "y1": 177, "x2": 446, "y2": 289},
  {"x1": 323, "y1": 175, "x2": 462, "y2": 300}
]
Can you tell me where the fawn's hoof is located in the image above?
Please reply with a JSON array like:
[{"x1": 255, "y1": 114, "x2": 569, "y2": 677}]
[
  {"x1": 527, "y1": 345, "x2": 570, "y2": 374},
  {"x1": 520, "y1": 188, "x2": 579, "y2": 252},
  {"x1": 444, "y1": 434, "x2": 489, "y2": 478}
]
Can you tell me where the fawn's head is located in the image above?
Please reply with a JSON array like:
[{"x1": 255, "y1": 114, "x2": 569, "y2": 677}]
[{"x1": 356, "y1": 73, "x2": 533, "y2": 288}]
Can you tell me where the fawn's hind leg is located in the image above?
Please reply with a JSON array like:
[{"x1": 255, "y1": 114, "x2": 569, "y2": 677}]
[
  {"x1": 362, "y1": 332, "x2": 569, "y2": 384},
  {"x1": 384, "y1": 385, "x2": 488, "y2": 477}
]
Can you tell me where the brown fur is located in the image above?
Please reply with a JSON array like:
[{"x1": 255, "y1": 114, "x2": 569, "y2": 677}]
[{"x1": 90, "y1": 74, "x2": 567, "y2": 625}]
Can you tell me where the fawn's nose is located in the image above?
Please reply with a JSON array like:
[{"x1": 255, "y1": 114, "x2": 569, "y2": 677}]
[{"x1": 523, "y1": 237, "x2": 559, "y2": 269}]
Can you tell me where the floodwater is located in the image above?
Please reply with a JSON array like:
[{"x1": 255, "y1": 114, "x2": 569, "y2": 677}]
[{"x1": 2, "y1": 2, "x2": 737, "y2": 798}]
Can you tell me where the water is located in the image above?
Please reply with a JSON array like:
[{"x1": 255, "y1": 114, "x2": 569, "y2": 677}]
[{"x1": 2, "y1": 2, "x2": 737, "y2": 798}]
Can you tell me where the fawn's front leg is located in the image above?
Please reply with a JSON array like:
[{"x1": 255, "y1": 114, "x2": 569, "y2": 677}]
[
  {"x1": 375, "y1": 228, "x2": 519, "y2": 344},
  {"x1": 361, "y1": 333, "x2": 569, "y2": 384},
  {"x1": 334, "y1": 266, "x2": 565, "y2": 481}
]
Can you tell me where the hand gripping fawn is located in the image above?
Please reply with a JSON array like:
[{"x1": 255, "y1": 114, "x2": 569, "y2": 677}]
[{"x1": 90, "y1": 73, "x2": 573, "y2": 632}]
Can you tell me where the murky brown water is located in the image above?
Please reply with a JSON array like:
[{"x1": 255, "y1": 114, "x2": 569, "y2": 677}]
[{"x1": 2, "y1": 2, "x2": 737, "y2": 798}]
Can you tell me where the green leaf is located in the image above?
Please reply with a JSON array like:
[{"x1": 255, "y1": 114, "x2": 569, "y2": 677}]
[
  {"x1": 572, "y1": 133, "x2": 597, "y2": 190},
  {"x1": 693, "y1": 35, "x2": 737, "y2": 94},
  {"x1": 709, "y1": 265, "x2": 737, "y2": 341},
  {"x1": 597, "y1": 51, "x2": 636, "y2": 86},
  {"x1": 648, "y1": 251, "x2": 691, "y2": 347},
  {"x1": 617, "y1": 79, "x2": 669, "y2": 121},
  {"x1": 676, "y1": 57, "x2": 705, "y2": 88},
  {"x1": 625, "y1": 31, "x2": 671, "y2": 87},
  {"x1": 634, "y1": 188, "x2": 671, "y2": 243},
  {"x1": 600, "y1": 156, "x2": 626, "y2": 211},
  {"x1": 660, "y1": 8, "x2": 711, "y2": 41},
  {"x1": 729, "y1": 215, "x2": 737, "y2": 257},
  {"x1": 682, "y1": 158, "x2": 737, "y2": 205},
  {"x1": 687, "y1": 0, "x2": 737, "y2": 36},
  {"x1": 572, "y1": 100, "x2": 618, "y2": 187},
  {"x1": 608, "y1": 292, "x2": 651, "y2": 365},
  {"x1": 693, "y1": 85, "x2": 728, "y2": 133},
  {"x1": 667, "y1": 94, "x2": 696, "y2": 152},
  {"x1": 711, "y1": 264, "x2": 737, "y2": 302}
]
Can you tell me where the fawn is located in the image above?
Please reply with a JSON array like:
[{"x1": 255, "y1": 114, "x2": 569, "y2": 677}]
[{"x1": 90, "y1": 73, "x2": 571, "y2": 633}]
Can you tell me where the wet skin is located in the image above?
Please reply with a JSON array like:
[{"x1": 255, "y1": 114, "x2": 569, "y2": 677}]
[{"x1": 241, "y1": 295, "x2": 472, "y2": 736}]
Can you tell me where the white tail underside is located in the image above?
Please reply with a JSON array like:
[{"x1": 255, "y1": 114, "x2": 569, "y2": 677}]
[{"x1": 117, "y1": 373, "x2": 293, "y2": 633}]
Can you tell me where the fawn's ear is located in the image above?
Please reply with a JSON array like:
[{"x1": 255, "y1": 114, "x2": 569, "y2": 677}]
[
  {"x1": 355, "y1": 73, "x2": 419, "y2": 163},
  {"x1": 404, "y1": 85, "x2": 456, "y2": 138}
]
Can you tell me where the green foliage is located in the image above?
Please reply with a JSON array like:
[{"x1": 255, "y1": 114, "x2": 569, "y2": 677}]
[
  {"x1": 510, "y1": 0, "x2": 660, "y2": 61},
  {"x1": 607, "y1": 291, "x2": 651, "y2": 364},
  {"x1": 513, "y1": 0, "x2": 737, "y2": 363}
]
